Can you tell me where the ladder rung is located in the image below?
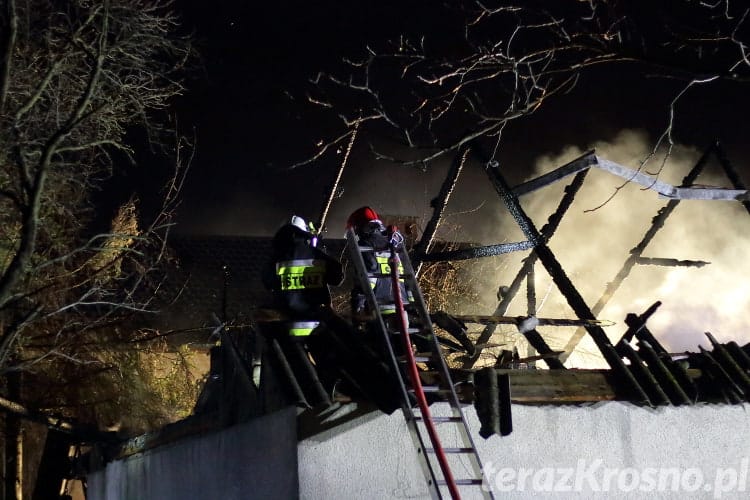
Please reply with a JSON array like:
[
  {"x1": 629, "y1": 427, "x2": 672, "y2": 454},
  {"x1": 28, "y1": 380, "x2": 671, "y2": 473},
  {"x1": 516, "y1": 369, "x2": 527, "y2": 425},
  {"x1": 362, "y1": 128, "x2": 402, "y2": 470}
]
[
  {"x1": 414, "y1": 416, "x2": 462, "y2": 423},
  {"x1": 398, "y1": 355, "x2": 431, "y2": 363},
  {"x1": 409, "y1": 385, "x2": 448, "y2": 393},
  {"x1": 387, "y1": 328, "x2": 423, "y2": 335},
  {"x1": 426, "y1": 447, "x2": 475, "y2": 454},
  {"x1": 411, "y1": 385, "x2": 437, "y2": 392},
  {"x1": 438, "y1": 479, "x2": 484, "y2": 486},
  {"x1": 372, "y1": 273, "x2": 411, "y2": 279}
]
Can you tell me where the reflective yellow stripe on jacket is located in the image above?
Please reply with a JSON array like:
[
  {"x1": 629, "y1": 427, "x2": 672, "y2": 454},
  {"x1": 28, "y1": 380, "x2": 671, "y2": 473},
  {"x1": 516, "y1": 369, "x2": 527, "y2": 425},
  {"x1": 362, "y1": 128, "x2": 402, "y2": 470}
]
[
  {"x1": 370, "y1": 255, "x2": 405, "y2": 287},
  {"x1": 370, "y1": 254, "x2": 412, "y2": 313},
  {"x1": 288, "y1": 321, "x2": 320, "y2": 337},
  {"x1": 276, "y1": 259, "x2": 326, "y2": 291}
]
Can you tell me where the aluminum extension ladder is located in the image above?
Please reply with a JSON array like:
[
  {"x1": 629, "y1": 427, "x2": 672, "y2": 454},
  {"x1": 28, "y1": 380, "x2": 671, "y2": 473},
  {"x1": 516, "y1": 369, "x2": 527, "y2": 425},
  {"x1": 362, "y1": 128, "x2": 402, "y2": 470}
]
[{"x1": 346, "y1": 228, "x2": 494, "y2": 500}]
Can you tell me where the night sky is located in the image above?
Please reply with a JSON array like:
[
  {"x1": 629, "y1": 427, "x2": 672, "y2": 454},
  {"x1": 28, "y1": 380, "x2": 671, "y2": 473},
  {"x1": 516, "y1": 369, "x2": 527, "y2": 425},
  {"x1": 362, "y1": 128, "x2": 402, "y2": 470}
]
[
  {"x1": 174, "y1": 1, "x2": 441, "y2": 234},
  {"x1": 172, "y1": 1, "x2": 750, "y2": 237}
]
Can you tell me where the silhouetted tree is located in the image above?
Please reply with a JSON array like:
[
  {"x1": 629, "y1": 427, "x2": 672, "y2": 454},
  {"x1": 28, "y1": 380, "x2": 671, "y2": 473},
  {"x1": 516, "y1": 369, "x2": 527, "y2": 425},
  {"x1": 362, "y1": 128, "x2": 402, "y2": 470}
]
[
  {"x1": 307, "y1": 0, "x2": 749, "y2": 171},
  {"x1": 0, "y1": 1, "x2": 196, "y2": 495}
]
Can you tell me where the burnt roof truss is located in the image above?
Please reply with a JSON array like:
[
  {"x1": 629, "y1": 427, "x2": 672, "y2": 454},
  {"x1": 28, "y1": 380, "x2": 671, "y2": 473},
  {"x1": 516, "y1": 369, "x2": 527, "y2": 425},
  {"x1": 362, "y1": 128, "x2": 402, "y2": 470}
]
[{"x1": 413, "y1": 141, "x2": 749, "y2": 385}]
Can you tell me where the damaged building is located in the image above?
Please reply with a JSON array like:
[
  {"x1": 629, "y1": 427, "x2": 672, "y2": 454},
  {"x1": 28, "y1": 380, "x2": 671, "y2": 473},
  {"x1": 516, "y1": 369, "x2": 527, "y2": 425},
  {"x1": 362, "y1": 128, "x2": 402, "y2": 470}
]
[{"x1": 36, "y1": 142, "x2": 750, "y2": 499}]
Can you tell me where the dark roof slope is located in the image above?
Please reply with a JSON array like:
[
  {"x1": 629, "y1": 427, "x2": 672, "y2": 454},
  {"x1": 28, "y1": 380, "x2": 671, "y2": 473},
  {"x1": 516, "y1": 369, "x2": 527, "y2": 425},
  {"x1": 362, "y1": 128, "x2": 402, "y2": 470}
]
[{"x1": 162, "y1": 235, "x2": 347, "y2": 330}]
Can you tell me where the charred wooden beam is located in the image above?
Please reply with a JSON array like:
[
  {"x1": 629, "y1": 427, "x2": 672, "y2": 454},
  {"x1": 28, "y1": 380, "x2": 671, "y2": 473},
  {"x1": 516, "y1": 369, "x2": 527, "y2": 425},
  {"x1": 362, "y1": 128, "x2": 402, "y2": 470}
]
[
  {"x1": 725, "y1": 341, "x2": 750, "y2": 371},
  {"x1": 430, "y1": 312, "x2": 476, "y2": 356},
  {"x1": 475, "y1": 367, "x2": 500, "y2": 438},
  {"x1": 637, "y1": 341, "x2": 692, "y2": 405},
  {"x1": 619, "y1": 302, "x2": 662, "y2": 344},
  {"x1": 451, "y1": 315, "x2": 614, "y2": 328},
  {"x1": 268, "y1": 338, "x2": 309, "y2": 408},
  {"x1": 698, "y1": 348, "x2": 745, "y2": 403},
  {"x1": 512, "y1": 151, "x2": 597, "y2": 196},
  {"x1": 512, "y1": 148, "x2": 748, "y2": 200},
  {"x1": 412, "y1": 146, "x2": 469, "y2": 274},
  {"x1": 483, "y1": 156, "x2": 650, "y2": 402},
  {"x1": 526, "y1": 264, "x2": 538, "y2": 365},
  {"x1": 561, "y1": 145, "x2": 716, "y2": 359},
  {"x1": 497, "y1": 373, "x2": 513, "y2": 436},
  {"x1": 526, "y1": 265, "x2": 536, "y2": 315},
  {"x1": 517, "y1": 329, "x2": 565, "y2": 369},
  {"x1": 462, "y1": 169, "x2": 589, "y2": 368},
  {"x1": 494, "y1": 348, "x2": 518, "y2": 369},
  {"x1": 623, "y1": 308, "x2": 669, "y2": 356},
  {"x1": 418, "y1": 241, "x2": 534, "y2": 262},
  {"x1": 705, "y1": 332, "x2": 750, "y2": 398},
  {"x1": 616, "y1": 340, "x2": 670, "y2": 406},
  {"x1": 634, "y1": 257, "x2": 710, "y2": 268},
  {"x1": 313, "y1": 308, "x2": 403, "y2": 415},
  {"x1": 289, "y1": 341, "x2": 332, "y2": 408},
  {"x1": 600, "y1": 343, "x2": 652, "y2": 405},
  {"x1": 697, "y1": 367, "x2": 734, "y2": 404},
  {"x1": 504, "y1": 351, "x2": 565, "y2": 365},
  {"x1": 664, "y1": 358, "x2": 699, "y2": 403},
  {"x1": 477, "y1": 315, "x2": 569, "y2": 369}
]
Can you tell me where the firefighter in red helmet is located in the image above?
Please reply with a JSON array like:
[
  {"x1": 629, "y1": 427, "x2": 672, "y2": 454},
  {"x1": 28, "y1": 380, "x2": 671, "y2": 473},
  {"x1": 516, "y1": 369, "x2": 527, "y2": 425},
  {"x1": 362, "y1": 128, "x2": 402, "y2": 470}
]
[
  {"x1": 346, "y1": 206, "x2": 382, "y2": 233},
  {"x1": 346, "y1": 206, "x2": 411, "y2": 321}
]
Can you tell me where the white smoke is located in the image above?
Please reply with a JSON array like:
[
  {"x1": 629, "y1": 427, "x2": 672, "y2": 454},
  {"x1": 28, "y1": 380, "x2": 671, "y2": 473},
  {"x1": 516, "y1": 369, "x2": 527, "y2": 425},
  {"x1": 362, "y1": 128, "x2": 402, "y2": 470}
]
[{"x1": 472, "y1": 129, "x2": 750, "y2": 367}]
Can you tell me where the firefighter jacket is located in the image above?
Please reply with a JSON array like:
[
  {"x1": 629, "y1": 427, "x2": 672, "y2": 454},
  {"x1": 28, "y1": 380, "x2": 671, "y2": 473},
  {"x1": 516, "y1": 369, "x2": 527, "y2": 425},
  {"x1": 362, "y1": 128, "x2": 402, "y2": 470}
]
[
  {"x1": 354, "y1": 222, "x2": 411, "y2": 315},
  {"x1": 262, "y1": 224, "x2": 344, "y2": 334}
]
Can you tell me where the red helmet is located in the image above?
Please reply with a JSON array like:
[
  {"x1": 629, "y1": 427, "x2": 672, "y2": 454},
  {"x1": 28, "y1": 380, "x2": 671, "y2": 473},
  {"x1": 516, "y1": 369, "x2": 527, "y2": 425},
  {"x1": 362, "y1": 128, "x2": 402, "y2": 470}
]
[{"x1": 346, "y1": 206, "x2": 381, "y2": 230}]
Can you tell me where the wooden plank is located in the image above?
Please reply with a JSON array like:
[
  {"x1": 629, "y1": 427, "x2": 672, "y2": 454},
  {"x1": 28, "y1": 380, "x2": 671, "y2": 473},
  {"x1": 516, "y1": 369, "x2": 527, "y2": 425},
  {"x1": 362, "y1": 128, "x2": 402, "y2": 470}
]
[
  {"x1": 512, "y1": 151, "x2": 597, "y2": 196},
  {"x1": 450, "y1": 314, "x2": 615, "y2": 327},
  {"x1": 498, "y1": 369, "x2": 617, "y2": 403},
  {"x1": 432, "y1": 369, "x2": 619, "y2": 404}
]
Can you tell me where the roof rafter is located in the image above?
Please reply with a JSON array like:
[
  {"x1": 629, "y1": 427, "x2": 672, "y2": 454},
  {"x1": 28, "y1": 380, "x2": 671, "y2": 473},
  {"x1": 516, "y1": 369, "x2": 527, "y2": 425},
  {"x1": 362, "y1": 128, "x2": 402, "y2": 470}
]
[{"x1": 513, "y1": 150, "x2": 749, "y2": 201}]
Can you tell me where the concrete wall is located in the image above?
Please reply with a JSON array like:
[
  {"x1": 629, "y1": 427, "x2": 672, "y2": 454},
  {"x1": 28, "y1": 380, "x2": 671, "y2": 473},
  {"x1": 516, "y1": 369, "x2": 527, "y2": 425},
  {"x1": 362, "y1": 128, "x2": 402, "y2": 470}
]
[
  {"x1": 299, "y1": 402, "x2": 750, "y2": 499},
  {"x1": 87, "y1": 408, "x2": 298, "y2": 500}
]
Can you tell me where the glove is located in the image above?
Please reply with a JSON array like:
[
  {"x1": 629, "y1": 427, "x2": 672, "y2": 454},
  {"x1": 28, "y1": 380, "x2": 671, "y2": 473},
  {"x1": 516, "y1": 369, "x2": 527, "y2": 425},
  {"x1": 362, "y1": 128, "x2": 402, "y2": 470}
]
[{"x1": 387, "y1": 225, "x2": 404, "y2": 248}]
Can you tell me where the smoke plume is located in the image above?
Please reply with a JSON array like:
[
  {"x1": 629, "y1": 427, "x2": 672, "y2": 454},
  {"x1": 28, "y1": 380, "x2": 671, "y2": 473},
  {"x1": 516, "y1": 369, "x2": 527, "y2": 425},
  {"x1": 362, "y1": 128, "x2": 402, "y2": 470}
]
[{"x1": 467, "y1": 129, "x2": 750, "y2": 367}]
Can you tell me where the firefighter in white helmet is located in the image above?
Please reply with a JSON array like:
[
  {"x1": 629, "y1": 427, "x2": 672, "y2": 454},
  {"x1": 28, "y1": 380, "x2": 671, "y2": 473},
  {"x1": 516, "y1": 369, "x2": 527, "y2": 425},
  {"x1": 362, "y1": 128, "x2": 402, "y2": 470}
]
[{"x1": 261, "y1": 215, "x2": 343, "y2": 407}]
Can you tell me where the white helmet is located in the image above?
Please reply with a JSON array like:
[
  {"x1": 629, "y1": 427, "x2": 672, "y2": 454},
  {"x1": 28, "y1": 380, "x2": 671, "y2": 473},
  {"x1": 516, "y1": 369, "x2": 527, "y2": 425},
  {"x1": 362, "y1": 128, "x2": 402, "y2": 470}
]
[{"x1": 290, "y1": 215, "x2": 309, "y2": 233}]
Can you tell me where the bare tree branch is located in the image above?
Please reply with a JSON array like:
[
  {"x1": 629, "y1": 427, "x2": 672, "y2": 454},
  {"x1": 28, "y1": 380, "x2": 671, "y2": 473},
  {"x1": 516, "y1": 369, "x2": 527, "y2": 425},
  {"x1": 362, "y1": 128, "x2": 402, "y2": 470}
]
[
  {"x1": 305, "y1": 0, "x2": 750, "y2": 174},
  {"x1": 0, "y1": 0, "x2": 196, "y2": 433}
]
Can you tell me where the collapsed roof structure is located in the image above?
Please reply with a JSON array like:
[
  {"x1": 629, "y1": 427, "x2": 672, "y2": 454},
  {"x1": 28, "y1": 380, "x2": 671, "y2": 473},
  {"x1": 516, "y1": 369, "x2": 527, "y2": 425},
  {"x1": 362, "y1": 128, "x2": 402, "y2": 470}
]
[{"x1": 76, "y1": 140, "x2": 750, "y2": 499}]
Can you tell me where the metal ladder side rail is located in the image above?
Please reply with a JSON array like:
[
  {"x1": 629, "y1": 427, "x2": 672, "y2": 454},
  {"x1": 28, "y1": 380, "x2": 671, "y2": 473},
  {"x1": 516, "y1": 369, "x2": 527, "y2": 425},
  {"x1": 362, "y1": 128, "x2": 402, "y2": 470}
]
[
  {"x1": 344, "y1": 229, "x2": 443, "y2": 499},
  {"x1": 388, "y1": 246, "x2": 462, "y2": 500},
  {"x1": 397, "y1": 245, "x2": 494, "y2": 498}
]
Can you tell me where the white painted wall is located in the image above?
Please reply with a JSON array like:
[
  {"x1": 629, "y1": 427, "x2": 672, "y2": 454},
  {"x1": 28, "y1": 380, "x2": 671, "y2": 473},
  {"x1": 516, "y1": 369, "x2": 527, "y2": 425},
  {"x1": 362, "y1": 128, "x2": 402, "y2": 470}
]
[{"x1": 299, "y1": 402, "x2": 750, "y2": 499}]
